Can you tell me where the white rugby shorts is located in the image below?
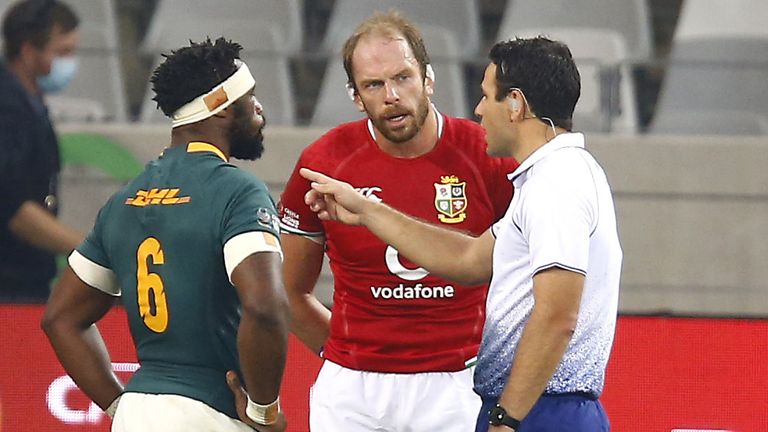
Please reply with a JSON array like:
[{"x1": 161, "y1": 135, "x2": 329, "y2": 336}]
[
  {"x1": 111, "y1": 393, "x2": 252, "y2": 432},
  {"x1": 310, "y1": 360, "x2": 481, "y2": 432}
]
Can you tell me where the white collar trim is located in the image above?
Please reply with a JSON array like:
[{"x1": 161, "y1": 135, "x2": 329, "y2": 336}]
[{"x1": 366, "y1": 103, "x2": 443, "y2": 141}]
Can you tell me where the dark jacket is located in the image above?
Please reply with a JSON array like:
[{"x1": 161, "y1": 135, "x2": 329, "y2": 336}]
[{"x1": 0, "y1": 61, "x2": 61, "y2": 302}]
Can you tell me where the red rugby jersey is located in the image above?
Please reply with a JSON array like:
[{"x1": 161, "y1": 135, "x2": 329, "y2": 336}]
[{"x1": 279, "y1": 115, "x2": 517, "y2": 372}]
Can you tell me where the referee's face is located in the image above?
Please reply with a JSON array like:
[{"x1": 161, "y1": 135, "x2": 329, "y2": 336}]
[{"x1": 475, "y1": 63, "x2": 513, "y2": 157}]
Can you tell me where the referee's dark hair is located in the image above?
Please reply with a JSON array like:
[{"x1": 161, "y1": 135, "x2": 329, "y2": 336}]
[
  {"x1": 150, "y1": 37, "x2": 243, "y2": 118},
  {"x1": 489, "y1": 37, "x2": 581, "y2": 131},
  {"x1": 2, "y1": 0, "x2": 79, "y2": 60}
]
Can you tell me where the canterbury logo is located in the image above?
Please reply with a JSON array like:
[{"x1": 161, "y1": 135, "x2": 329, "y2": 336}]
[{"x1": 125, "y1": 188, "x2": 191, "y2": 207}]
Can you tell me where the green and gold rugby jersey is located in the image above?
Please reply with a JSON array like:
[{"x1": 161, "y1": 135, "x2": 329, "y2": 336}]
[{"x1": 72, "y1": 142, "x2": 280, "y2": 419}]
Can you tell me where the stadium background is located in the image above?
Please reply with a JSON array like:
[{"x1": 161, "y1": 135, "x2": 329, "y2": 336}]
[{"x1": 1, "y1": 0, "x2": 766, "y2": 431}]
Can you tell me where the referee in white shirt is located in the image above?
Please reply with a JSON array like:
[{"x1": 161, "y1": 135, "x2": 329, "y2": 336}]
[{"x1": 298, "y1": 36, "x2": 622, "y2": 432}]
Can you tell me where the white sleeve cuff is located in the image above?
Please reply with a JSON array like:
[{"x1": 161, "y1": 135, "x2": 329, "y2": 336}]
[
  {"x1": 223, "y1": 231, "x2": 283, "y2": 283},
  {"x1": 68, "y1": 250, "x2": 121, "y2": 296}
]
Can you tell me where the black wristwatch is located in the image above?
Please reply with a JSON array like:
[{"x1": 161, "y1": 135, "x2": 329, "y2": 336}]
[{"x1": 488, "y1": 404, "x2": 521, "y2": 430}]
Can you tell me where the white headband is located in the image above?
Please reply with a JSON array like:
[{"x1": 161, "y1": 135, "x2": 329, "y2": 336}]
[{"x1": 171, "y1": 60, "x2": 256, "y2": 128}]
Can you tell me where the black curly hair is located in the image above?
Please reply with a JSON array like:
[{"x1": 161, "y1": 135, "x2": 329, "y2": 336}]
[
  {"x1": 489, "y1": 37, "x2": 581, "y2": 131},
  {"x1": 150, "y1": 37, "x2": 243, "y2": 117}
]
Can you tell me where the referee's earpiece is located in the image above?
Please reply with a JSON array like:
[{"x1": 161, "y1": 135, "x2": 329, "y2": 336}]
[{"x1": 509, "y1": 98, "x2": 520, "y2": 111}]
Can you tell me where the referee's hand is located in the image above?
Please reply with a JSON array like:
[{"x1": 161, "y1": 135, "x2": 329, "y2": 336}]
[
  {"x1": 226, "y1": 371, "x2": 287, "y2": 432},
  {"x1": 300, "y1": 167, "x2": 368, "y2": 226}
]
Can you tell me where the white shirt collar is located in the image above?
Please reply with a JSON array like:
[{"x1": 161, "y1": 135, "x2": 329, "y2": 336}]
[{"x1": 507, "y1": 132, "x2": 585, "y2": 184}]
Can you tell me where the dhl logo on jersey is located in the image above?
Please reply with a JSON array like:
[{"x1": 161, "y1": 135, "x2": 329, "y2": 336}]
[{"x1": 125, "y1": 188, "x2": 191, "y2": 207}]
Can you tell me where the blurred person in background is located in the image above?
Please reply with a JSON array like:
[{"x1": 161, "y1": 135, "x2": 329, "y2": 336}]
[
  {"x1": 42, "y1": 38, "x2": 289, "y2": 431},
  {"x1": 299, "y1": 36, "x2": 622, "y2": 432},
  {"x1": 0, "y1": 0, "x2": 82, "y2": 302},
  {"x1": 279, "y1": 10, "x2": 517, "y2": 432}
]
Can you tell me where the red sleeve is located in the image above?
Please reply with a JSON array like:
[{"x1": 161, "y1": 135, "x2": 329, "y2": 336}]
[{"x1": 278, "y1": 148, "x2": 325, "y2": 237}]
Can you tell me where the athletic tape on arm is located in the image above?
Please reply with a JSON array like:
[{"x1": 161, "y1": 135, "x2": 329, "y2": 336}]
[{"x1": 223, "y1": 231, "x2": 283, "y2": 283}]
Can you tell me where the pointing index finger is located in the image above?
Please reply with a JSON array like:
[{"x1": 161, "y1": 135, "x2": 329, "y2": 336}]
[{"x1": 299, "y1": 168, "x2": 329, "y2": 183}]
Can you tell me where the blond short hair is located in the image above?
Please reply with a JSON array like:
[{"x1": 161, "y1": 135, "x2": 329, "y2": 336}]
[{"x1": 341, "y1": 10, "x2": 431, "y2": 92}]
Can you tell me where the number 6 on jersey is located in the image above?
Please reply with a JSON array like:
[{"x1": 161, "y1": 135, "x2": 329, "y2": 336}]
[{"x1": 136, "y1": 237, "x2": 169, "y2": 333}]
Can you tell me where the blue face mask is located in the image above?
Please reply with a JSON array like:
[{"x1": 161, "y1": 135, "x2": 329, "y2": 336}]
[{"x1": 37, "y1": 56, "x2": 78, "y2": 93}]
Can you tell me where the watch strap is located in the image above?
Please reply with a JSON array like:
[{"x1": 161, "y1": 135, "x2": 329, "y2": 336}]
[{"x1": 490, "y1": 404, "x2": 521, "y2": 429}]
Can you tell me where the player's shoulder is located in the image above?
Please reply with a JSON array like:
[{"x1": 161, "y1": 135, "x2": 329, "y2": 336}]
[
  {"x1": 181, "y1": 150, "x2": 260, "y2": 184},
  {"x1": 437, "y1": 116, "x2": 491, "y2": 159},
  {"x1": 301, "y1": 119, "x2": 369, "y2": 161},
  {"x1": 444, "y1": 116, "x2": 485, "y2": 137},
  {"x1": 92, "y1": 178, "x2": 139, "y2": 220},
  {"x1": 528, "y1": 148, "x2": 597, "y2": 196},
  {"x1": 540, "y1": 145, "x2": 594, "y2": 173},
  {"x1": 212, "y1": 163, "x2": 270, "y2": 196},
  {"x1": 441, "y1": 116, "x2": 487, "y2": 149}
]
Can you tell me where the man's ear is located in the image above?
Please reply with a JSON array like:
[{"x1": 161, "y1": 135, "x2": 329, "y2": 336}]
[
  {"x1": 211, "y1": 105, "x2": 234, "y2": 124},
  {"x1": 353, "y1": 93, "x2": 366, "y2": 112},
  {"x1": 346, "y1": 83, "x2": 365, "y2": 112},
  {"x1": 508, "y1": 97, "x2": 520, "y2": 112},
  {"x1": 424, "y1": 64, "x2": 435, "y2": 97},
  {"x1": 424, "y1": 75, "x2": 434, "y2": 97},
  {"x1": 506, "y1": 90, "x2": 524, "y2": 122},
  {"x1": 18, "y1": 41, "x2": 40, "y2": 69}
]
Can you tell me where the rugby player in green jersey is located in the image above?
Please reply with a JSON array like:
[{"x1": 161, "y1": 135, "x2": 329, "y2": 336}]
[{"x1": 42, "y1": 38, "x2": 289, "y2": 431}]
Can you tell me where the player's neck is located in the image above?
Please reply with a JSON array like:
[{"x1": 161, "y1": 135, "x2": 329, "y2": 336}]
[
  {"x1": 513, "y1": 121, "x2": 567, "y2": 163},
  {"x1": 374, "y1": 105, "x2": 439, "y2": 159},
  {"x1": 170, "y1": 126, "x2": 230, "y2": 160}
]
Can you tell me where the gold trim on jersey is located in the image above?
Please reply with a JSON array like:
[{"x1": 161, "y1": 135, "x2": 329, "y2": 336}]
[{"x1": 187, "y1": 142, "x2": 227, "y2": 161}]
